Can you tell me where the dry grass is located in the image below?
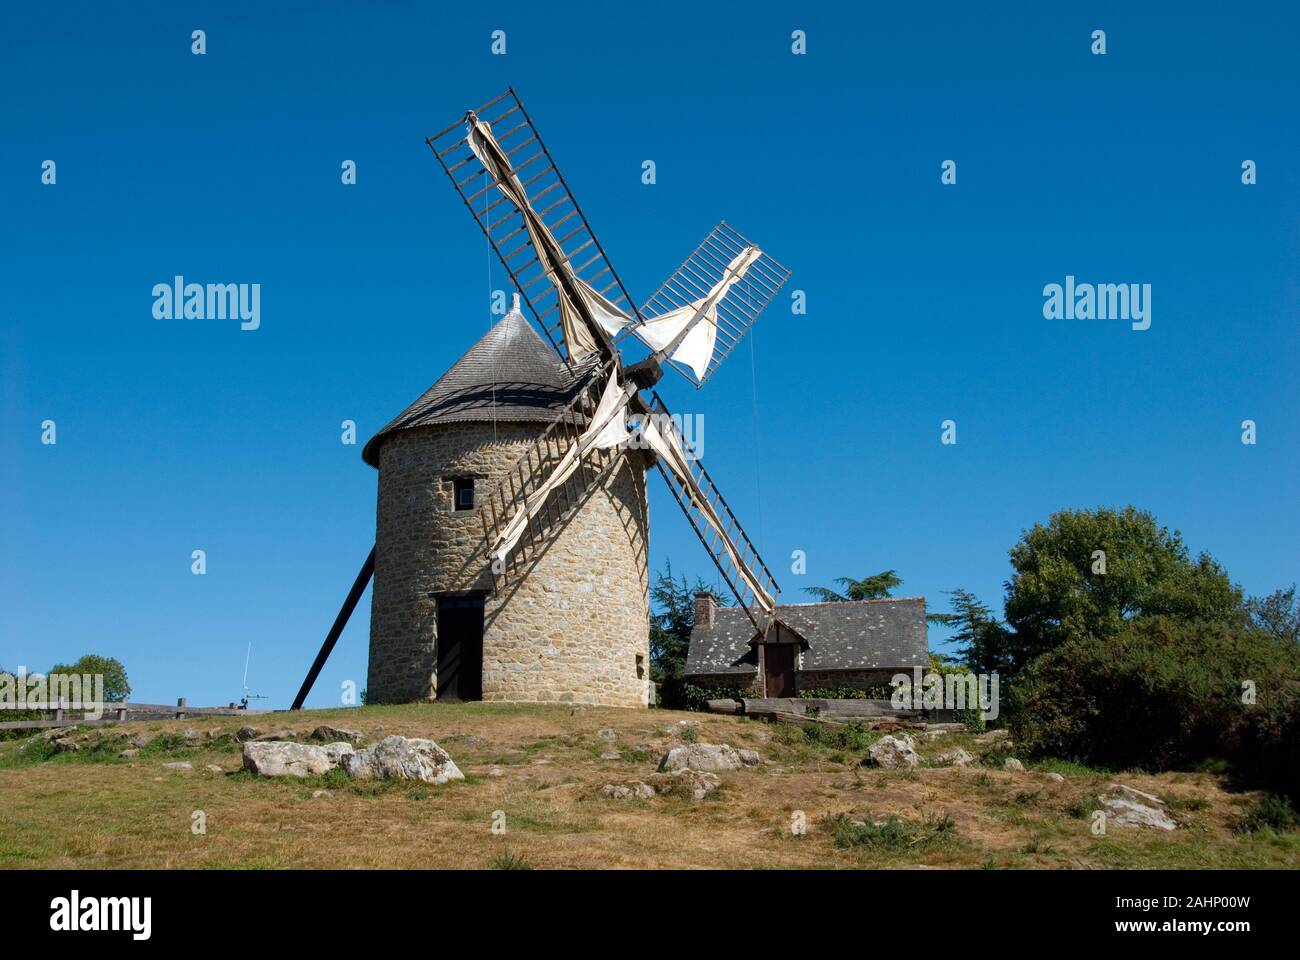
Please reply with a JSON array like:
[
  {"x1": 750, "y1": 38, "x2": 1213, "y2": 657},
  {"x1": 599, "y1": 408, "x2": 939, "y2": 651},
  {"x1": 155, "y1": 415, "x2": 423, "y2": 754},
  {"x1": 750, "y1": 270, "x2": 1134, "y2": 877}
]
[{"x1": 2, "y1": 703, "x2": 1297, "y2": 869}]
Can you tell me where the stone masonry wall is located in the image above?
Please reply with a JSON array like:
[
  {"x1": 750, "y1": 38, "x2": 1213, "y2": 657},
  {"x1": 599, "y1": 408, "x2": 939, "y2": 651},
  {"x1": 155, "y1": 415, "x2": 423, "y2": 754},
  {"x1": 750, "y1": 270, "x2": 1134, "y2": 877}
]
[{"x1": 368, "y1": 421, "x2": 650, "y2": 707}]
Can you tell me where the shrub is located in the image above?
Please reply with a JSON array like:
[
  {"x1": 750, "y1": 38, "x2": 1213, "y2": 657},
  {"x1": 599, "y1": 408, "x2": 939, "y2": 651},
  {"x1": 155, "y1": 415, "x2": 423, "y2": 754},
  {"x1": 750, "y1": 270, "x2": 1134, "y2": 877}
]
[
  {"x1": 1234, "y1": 794, "x2": 1300, "y2": 835},
  {"x1": 797, "y1": 686, "x2": 894, "y2": 700},
  {"x1": 1007, "y1": 617, "x2": 1300, "y2": 801},
  {"x1": 827, "y1": 812, "x2": 957, "y2": 851},
  {"x1": 660, "y1": 680, "x2": 751, "y2": 712}
]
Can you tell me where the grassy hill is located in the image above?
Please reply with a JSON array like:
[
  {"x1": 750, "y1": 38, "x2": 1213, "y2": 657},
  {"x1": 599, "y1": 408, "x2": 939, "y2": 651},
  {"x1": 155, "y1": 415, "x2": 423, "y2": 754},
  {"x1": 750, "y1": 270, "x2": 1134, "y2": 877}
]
[{"x1": 2, "y1": 703, "x2": 1297, "y2": 869}]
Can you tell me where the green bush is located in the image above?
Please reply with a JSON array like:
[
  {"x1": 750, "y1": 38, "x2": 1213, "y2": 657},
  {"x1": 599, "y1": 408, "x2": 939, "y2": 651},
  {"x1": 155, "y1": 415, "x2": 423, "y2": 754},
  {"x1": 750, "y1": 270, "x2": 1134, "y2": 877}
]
[
  {"x1": 1007, "y1": 617, "x2": 1300, "y2": 801},
  {"x1": 1234, "y1": 794, "x2": 1300, "y2": 835},
  {"x1": 797, "y1": 686, "x2": 895, "y2": 700}
]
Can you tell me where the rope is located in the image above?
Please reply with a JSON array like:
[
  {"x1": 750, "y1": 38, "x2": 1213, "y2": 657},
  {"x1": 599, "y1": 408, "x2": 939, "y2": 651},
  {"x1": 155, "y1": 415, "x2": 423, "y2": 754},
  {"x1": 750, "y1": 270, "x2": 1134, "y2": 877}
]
[{"x1": 748, "y1": 326, "x2": 765, "y2": 560}]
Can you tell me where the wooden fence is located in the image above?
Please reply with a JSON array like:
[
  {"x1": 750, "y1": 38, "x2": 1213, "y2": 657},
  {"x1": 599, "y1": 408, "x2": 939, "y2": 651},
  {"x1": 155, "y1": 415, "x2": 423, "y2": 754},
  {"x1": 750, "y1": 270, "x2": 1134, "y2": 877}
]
[{"x1": 0, "y1": 697, "x2": 266, "y2": 731}]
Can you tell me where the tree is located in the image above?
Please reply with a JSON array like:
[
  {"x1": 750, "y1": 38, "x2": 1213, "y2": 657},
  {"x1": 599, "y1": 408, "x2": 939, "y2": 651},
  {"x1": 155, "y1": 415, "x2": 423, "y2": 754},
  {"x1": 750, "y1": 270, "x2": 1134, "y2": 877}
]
[
  {"x1": 1002, "y1": 507, "x2": 1244, "y2": 673},
  {"x1": 943, "y1": 588, "x2": 1013, "y2": 675},
  {"x1": 1246, "y1": 585, "x2": 1300, "y2": 644},
  {"x1": 649, "y1": 561, "x2": 710, "y2": 682},
  {"x1": 804, "y1": 570, "x2": 902, "y2": 602},
  {"x1": 46, "y1": 654, "x2": 131, "y2": 703}
]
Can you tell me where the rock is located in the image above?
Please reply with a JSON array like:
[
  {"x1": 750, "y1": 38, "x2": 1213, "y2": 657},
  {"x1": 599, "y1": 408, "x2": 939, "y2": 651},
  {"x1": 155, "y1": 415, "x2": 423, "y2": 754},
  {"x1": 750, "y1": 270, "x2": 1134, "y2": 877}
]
[
  {"x1": 935, "y1": 748, "x2": 975, "y2": 767},
  {"x1": 118, "y1": 748, "x2": 139, "y2": 759},
  {"x1": 310, "y1": 725, "x2": 362, "y2": 744},
  {"x1": 1043, "y1": 772, "x2": 1066, "y2": 783},
  {"x1": 976, "y1": 729, "x2": 1010, "y2": 744},
  {"x1": 205, "y1": 764, "x2": 224, "y2": 774},
  {"x1": 737, "y1": 749, "x2": 761, "y2": 767},
  {"x1": 206, "y1": 729, "x2": 225, "y2": 740},
  {"x1": 236, "y1": 726, "x2": 261, "y2": 741},
  {"x1": 38, "y1": 727, "x2": 74, "y2": 741},
  {"x1": 129, "y1": 732, "x2": 156, "y2": 748},
  {"x1": 1101, "y1": 784, "x2": 1176, "y2": 830},
  {"x1": 460, "y1": 735, "x2": 485, "y2": 746},
  {"x1": 925, "y1": 730, "x2": 950, "y2": 740},
  {"x1": 1003, "y1": 758, "x2": 1025, "y2": 771},
  {"x1": 311, "y1": 789, "x2": 332, "y2": 799},
  {"x1": 867, "y1": 734, "x2": 919, "y2": 769},
  {"x1": 243, "y1": 741, "x2": 353, "y2": 778},
  {"x1": 487, "y1": 765, "x2": 504, "y2": 778},
  {"x1": 254, "y1": 729, "x2": 301, "y2": 742},
  {"x1": 597, "y1": 728, "x2": 618, "y2": 741},
  {"x1": 161, "y1": 762, "x2": 192, "y2": 772},
  {"x1": 342, "y1": 735, "x2": 464, "y2": 785},
  {"x1": 652, "y1": 769, "x2": 720, "y2": 800},
  {"x1": 51, "y1": 737, "x2": 80, "y2": 753},
  {"x1": 599, "y1": 750, "x2": 621, "y2": 761},
  {"x1": 530, "y1": 758, "x2": 553, "y2": 765},
  {"x1": 600, "y1": 781, "x2": 655, "y2": 800},
  {"x1": 658, "y1": 742, "x2": 744, "y2": 773}
]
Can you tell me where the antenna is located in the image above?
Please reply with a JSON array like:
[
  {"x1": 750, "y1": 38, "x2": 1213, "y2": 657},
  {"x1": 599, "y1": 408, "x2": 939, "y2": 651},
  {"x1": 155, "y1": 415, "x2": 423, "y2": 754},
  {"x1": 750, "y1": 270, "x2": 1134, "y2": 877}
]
[{"x1": 240, "y1": 642, "x2": 269, "y2": 710}]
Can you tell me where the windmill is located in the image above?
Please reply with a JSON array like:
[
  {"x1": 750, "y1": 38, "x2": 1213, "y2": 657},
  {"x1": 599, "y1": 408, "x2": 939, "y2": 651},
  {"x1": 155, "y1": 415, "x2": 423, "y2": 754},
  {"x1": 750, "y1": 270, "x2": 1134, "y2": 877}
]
[{"x1": 292, "y1": 88, "x2": 799, "y2": 709}]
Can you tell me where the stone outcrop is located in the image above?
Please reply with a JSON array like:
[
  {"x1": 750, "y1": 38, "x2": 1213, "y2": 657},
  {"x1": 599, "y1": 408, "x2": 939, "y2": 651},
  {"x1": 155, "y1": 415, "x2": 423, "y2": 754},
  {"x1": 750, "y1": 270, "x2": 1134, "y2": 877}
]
[
  {"x1": 342, "y1": 735, "x2": 464, "y2": 784},
  {"x1": 867, "y1": 734, "x2": 919, "y2": 768},
  {"x1": 935, "y1": 747, "x2": 975, "y2": 767},
  {"x1": 310, "y1": 725, "x2": 362, "y2": 744},
  {"x1": 658, "y1": 742, "x2": 748, "y2": 773},
  {"x1": 242, "y1": 741, "x2": 354, "y2": 778},
  {"x1": 1100, "y1": 783, "x2": 1177, "y2": 830}
]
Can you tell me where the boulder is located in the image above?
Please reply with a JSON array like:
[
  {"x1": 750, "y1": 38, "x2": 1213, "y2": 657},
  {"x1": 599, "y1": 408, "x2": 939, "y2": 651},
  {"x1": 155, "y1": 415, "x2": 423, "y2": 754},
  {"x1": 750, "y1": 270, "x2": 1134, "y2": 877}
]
[
  {"x1": 342, "y1": 735, "x2": 463, "y2": 785},
  {"x1": 1100, "y1": 784, "x2": 1177, "y2": 831},
  {"x1": 1003, "y1": 758, "x2": 1025, "y2": 771},
  {"x1": 204, "y1": 764, "x2": 224, "y2": 774},
  {"x1": 310, "y1": 725, "x2": 362, "y2": 744},
  {"x1": 651, "y1": 769, "x2": 721, "y2": 800},
  {"x1": 161, "y1": 761, "x2": 192, "y2": 772},
  {"x1": 935, "y1": 748, "x2": 975, "y2": 767},
  {"x1": 658, "y1": 742, "x2": 744, "y2": 773},
  {"x1": 737, "y1": 749, "x2": 762, "y2": 767},
  {"x1": 1043, "y1": 772, "x2": 1066, "y2": 783},
  {"x1": 118, "y1": 748, "x2": 139, "y2": 759},
  {"x1": 599, "y1": 750, "x2": 621, "y2": 761},
  {"x1": 236, "y1": 726, "x2": 261, "y2": 741},
  {"x1": 129, "y1": 732, "x2": 156, "y2": 748},
  {"x1": 243, "y1": 740, "x2": 353, "y2": 778},
  {"x1": 975, "y1": 729, "x2": 1010, "y2": 744},
  {"x1": 51, "y1": 737, "x2": 80, "y2": 753},
  {"x1": 600, "y1": 781, "x2": 655, "y2": 800},
  {"x1": 867, "y1": 734, "x2": 919, "y2": 769},
  {"x1": 597, "y1": 728, "x2": 618, "y2": 741}
]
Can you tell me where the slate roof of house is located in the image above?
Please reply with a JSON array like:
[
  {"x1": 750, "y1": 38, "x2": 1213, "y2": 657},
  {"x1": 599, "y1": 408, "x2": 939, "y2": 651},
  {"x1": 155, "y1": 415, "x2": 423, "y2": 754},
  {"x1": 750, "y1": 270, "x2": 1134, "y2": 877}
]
[
  {"x1": 684, "y1": 596, "x2": 929, "y2": 677},
  {"x1": 363, "y1": 310, "x2": 591, "y2": 467}
]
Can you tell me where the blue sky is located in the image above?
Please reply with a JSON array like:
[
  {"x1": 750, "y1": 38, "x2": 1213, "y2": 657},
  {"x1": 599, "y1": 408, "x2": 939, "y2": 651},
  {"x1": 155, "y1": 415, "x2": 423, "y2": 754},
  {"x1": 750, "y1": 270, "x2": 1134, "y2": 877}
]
[{"x1": 2, "y1": 2, "x2": 1296, "y2": 707}]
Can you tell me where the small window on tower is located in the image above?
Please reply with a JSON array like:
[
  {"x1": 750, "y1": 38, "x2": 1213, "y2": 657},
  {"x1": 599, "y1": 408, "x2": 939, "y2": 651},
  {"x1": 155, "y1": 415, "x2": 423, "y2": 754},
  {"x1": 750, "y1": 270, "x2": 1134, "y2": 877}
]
[{"x1": 453, "y1": 477, "x2": 474, "y2": 511}]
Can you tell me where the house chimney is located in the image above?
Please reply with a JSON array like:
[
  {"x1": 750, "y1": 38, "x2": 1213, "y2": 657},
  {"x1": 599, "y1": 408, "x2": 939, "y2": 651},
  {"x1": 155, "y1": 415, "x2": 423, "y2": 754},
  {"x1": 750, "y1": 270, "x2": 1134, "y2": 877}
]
[{"x1": 694, "y1": 591, "x2": 716, "y2": 628}]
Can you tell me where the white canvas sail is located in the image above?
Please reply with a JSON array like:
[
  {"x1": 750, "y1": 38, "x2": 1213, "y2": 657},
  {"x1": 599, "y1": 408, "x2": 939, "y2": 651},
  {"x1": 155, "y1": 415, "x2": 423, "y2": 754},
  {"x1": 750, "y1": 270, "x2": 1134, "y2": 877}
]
[
  {"x1": 490, "y1": 371, "x2": 631, "y2": 567},
  {"x1": 467, "y1": 118, "x2": 632, "y2": 357},
  {"x1": 632, "y1": 245, "x2": 762, "y2": 380}
]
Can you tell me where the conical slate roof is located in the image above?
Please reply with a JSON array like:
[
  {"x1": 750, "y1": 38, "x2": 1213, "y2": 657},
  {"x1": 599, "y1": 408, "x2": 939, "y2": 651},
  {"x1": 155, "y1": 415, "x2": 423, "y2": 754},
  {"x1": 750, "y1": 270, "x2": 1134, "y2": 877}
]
[{"x1": 362, "y1": 311, "x2": 586, "y2": 467}]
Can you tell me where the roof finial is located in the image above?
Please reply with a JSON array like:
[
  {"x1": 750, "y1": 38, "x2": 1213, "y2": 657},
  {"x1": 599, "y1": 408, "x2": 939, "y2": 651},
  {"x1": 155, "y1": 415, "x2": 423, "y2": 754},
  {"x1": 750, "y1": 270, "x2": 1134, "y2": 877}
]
[{"x1": 511, "y1": 292, "x2": 521, "y2": 315}]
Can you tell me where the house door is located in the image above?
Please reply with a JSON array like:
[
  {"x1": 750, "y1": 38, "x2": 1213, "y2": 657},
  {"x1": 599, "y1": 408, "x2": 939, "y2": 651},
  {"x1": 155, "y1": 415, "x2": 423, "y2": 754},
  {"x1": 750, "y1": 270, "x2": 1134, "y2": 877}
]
[
  {"x1": 764, "y1": 644, "x2": 795, "y2": 698},
  {"x1": 436, "y1": 595, "x2": 484, "y2": 702}
]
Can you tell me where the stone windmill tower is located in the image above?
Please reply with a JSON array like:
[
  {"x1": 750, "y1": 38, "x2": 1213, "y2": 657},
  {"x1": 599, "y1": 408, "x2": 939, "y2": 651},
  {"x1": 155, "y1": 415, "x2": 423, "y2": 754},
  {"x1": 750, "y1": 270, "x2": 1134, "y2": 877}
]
[
  {"x1": 360, "y1": 305, "x2": 652, "y2": 706},
  {"x1": 290, "y1": 89, "x2": 797, "y2": 710}
]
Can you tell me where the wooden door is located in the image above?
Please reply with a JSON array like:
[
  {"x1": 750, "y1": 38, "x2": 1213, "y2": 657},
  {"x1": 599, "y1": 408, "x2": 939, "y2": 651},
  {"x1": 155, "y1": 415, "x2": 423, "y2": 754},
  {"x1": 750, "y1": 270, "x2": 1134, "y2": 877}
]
[
  {"x1": 764, "y1": 644, "x2": 795, "y2": 698},
  {"x1": 436, "y1": 595, "x2": 484, "y2": 701}
]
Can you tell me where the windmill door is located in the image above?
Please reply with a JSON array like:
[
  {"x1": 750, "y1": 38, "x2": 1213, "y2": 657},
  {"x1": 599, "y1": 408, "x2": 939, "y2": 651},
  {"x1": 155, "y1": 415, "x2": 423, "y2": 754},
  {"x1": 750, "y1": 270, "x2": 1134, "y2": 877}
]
[
  {"x1": 436, "y1": 595, "x2": 484, "y2": 702},
  {"x1": 764, "y1": 644, "x2": 796, "y2": 698}
]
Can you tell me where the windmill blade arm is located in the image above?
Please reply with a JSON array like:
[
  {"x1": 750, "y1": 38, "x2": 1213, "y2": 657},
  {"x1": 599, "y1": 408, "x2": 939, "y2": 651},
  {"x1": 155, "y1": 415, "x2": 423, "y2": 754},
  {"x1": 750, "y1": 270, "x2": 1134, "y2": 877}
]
[
  {"x1": 641, "y1": 392, "x2": 779, "y2": 631},
  {"x1": 632, "y1": 221, "x2": 791, "y2": 386},
  {"x1": 426, "y1": 89, "x2": 641, "y2": 365}
]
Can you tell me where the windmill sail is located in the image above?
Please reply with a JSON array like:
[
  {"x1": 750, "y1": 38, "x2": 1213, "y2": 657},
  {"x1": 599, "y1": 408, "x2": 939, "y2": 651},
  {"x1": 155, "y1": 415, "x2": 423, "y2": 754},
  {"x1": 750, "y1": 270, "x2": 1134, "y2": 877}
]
[
  {"x1": 635, "y1": 222, "x2": 791, "y2": 386},
  {"x1": 426, "y1": 89, "x2": 641, "y2": 365},
  {"x1": 489, "y1": 367, "x2": 631, "y2": 566},
  {"x1": 631, "y1": 244, "x2": 762, "y2": 380}
]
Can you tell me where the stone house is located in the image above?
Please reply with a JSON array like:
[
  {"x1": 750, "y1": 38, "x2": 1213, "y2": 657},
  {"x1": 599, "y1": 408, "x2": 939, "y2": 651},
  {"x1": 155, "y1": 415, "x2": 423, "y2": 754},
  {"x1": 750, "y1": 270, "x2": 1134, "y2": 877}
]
[
  {"x1": 362, "y1": 308, "x2": 652, "y2": 708},
  {"x1": 684, "y1": 593, "x2": 930, "y2": 698}
]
